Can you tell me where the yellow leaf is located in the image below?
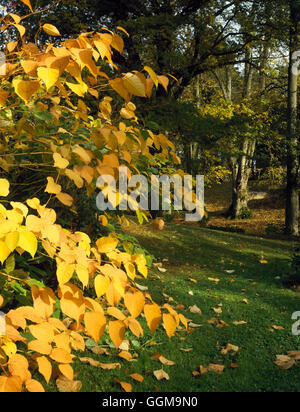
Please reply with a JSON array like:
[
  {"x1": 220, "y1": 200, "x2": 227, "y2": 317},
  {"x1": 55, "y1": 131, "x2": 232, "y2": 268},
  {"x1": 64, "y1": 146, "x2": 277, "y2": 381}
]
[
  {"x1": 56, "y1": 262, "x2": 75, "y2": 285},
  {"x1": 76, "y1": 264, "x2": 89, "y2": 289},
  {"x1": 157, "y1": 75, "x2": 169, "y2": 92},
  {"x1": 25, "y1": 379, "x2": 45, "y2": 392},
  {"x1": 37, "y1": 67, "x2": 60, "y2": 90},
  {"x1": 94, "y1": 274, "x2": 110, "y2": 298},
  {"x1": 17, "y1": 230, "x2": 37, "y2": 258},
  {"x1": 36, "y1": 356, "x2": 52, "y2": 384},
  {"x1": 43, "y1": 23, "x2": 61, "y2": 36},
  {"x1": 162, "y1": 313, "x2": 177, "y2": 338},
  {"x1": 5, "y1": 231, "x2": 19, "y2": 252},
  {"x1": 20, "y1": 0, "x2": 33, "y2": 12},
  {"x1": 0, "y1": 88, "x2": 9, "y2": 107},
  {"x1": 116, "y1": 26, "x2": 130, "y2": 37},
  {"x1": 29, "y1": 322, "x2": 54, "y2": 343},
  {"x1": 66, "y1": 81, "x2": 88, "y2": 97},
  {"x1": 56, "y1": 192, "x2": 73, "y2": 207},
  {"x1": 0, "y1": 376, "x2": 22, "y2": 392},
  {"x1": 0, "y1": 240, "x2": 11, "y2": 264},
  {"x1": 124, "y1": 291, "x2": 145, "y2": 318},
  {"x1": 129, "y1": 373, "x2": 144, "y2": 383},
  {"x1": 13, "y1": 24, "x2": 26, "y2": 38},
  {"x1": 123, "y1": 72, "x2": 146, "y2": 97},
  {"x1": 143, "y1": 66, "x2": 158, "y2": 87},
  {"x1": 96, "y1": 236, "x2": 119, "y2": 254},
  {"x1": 84, "y1": 311, "x2": 106, "y2": 343},
  {"x1": 45, "y1": 176, "x2": 61, "y2": 195},
  {"x1": 0, "y1": 178, "x2": 9, "y2": 196},
  {"x1": 124, "y1": 262, "x2": 136, "y2": 281},
  {"x1": 58, "y1": 364, "x2": 74, "y2": 381},
  {"x1": 144, "y1": 303, "x2": 161, "y2": 333},
  {"x1": 12, "y1": 79, "x2": 39, "y2": 103},
  {"x1": 50, "y1": 348, "x2": 73, "y2": 364},
  {"x1": 108, "y1": 320, "x2": 126, "y2": 348},
  {"x1": 8, "y1": 354, "x2": 31, "y2": 383}
]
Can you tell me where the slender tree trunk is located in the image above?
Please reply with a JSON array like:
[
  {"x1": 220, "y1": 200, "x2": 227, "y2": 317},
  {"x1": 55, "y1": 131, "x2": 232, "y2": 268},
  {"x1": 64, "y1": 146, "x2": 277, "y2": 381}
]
[{"x1": 285, "y1": 1, "x2": 299, "y2": 236}]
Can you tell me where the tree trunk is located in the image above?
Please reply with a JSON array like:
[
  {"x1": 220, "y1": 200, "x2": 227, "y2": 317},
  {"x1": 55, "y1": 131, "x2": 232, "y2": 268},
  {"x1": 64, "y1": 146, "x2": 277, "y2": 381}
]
[
  {"x1": 285, "y1": 0, "x2": 299, "y2": 236},
  {"x1": 228, "y1": 139, "x2": 256, "y2": 219}
]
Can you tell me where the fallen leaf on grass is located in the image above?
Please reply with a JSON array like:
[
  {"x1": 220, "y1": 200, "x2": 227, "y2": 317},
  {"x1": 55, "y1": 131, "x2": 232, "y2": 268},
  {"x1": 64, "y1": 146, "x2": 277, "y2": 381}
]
[
  {"x1": 118, "y1": 351, "x2": 133, "y2": 361},
  {"x1": 189, "y1": 305, "x2": 202, "y2": 314},
  {"x1": 212, "y1": 307, "x2": 222, "y2": 314},
  {"x1": 189, "y1": 278, "x2": 197, "y2": 283},
  {"x1": 274, "y1": 355, "x2": 295, "y2": 370},
  {"x1": 119, "y1": 340, "x2": 130, "y2": 351},
  {"x1": 188, "y1": 322, "x2": 203, "y2": 328},
  {"x1": 230, "y1": 363, "x2": 239, "y2": 368},
  {"x1": 287, "y1": 351, "x2": 300, "y2": 360},
  {"x1": 242, "y1": 299, "x2": 249, "y2": 305},
  {"x1": 207, "y1": 364, "x2": 225, "y2": 374},
  {"x1": 180, "y1": 348, "x2": 193, "y2": 352},
  {"x1": 129, "y1": 373, "x2": 144, "y2": 383},
  {"x1": 272, "y1": 325, "x2": 285, "y2": 331},
  {"x1": 225, "y1": 270, "x2": 235, "y2": 274},
  {"x1": 188, "y1": 291, "x2": 194, "y2": 296},
  {"x1": 153, "y1": 369, "x2": 169, "y2": 381},
  {"x1": 158, "y1": 355, "x2": 176, "y2": 366},
  {"x1": 91, "y1": 346, "x2": 111, "y2": 356},
  {"x1": 232, "y1": 321, "x2": 247, "y2": 326},
  {"x1": 79, "y1": 357, "x2": 100, "y2": 367},
  {"x1": 99, "y1": 362, "x2": 121, "y2": 370},
  {"x1": 221, "y1": 343, "x2": 239, "y2": 355},
  {"x1": 208, "y1": 277, "x2": 220, "y2": 283},
  {"x1": 113, "y1": 378, "x2": 132, "y2": 392},
  {"x1": 56, "y1": 375, "x2": 82, "y2": 392}
]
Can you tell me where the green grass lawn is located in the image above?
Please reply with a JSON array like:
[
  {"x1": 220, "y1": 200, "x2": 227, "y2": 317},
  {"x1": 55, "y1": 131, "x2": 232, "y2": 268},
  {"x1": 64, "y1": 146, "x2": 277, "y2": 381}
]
[{"x1": 60, "y1": 224, "x2": 299, "y2": 393}]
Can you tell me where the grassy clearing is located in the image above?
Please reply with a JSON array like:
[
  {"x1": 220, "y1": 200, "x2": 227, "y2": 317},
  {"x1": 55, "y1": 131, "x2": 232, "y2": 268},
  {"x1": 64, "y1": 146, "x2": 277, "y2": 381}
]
[{"x1": 58, "y1": 223, "x2": 299, "y2": 393}]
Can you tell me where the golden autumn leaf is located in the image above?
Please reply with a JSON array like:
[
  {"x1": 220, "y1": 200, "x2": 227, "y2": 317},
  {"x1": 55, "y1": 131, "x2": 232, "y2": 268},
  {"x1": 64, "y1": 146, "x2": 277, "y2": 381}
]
[
  {"x1": 0, "y1": 178, "x2": 10, "y2": 196},
  {"x1": 28, "y1": 339, "x2": 52, "y2": 355},
  {"x1": 12, "y1": 79, "x2": 40, "y2": 103},
  {"x1": 50, "y1": 348, "x2": 73, "y2": 364},
  {"x1": 0, "y1": 376, "x2": 22, "y2": 392},
  {"x1": 29, "y1": 322, "x2": 55, "y2": 343},
  {"x1": 37, "y1": 67, "x2": 60, "y2": 90},
  {"x1": 123, "y1": 72, "x2": 146, "y2": 97},
  {"x1": 0, "y1": 240, "x2": 11, "y2": 264},
  {"x1": 144, "y1": 303, "x2": 161, "y2": 333},
  {"x1": 56, "y1": 375, "x2": 82, "y2": 392},
  {"x1": 25, "y1": 379, "x2": 45, "y2": 392},
  {"x1": 153, "y1": 369, "x2": 169, "y2": 381},
  {"x1": 124, "y1": 290, "x2": 145, "y2": 319},
  {"x1": 0, "y1": 88, "x2": 9, "y2": 107},
  {"x1": 129, "y1": 373, "x2": 144, "y2": 383},
  {"x1": 8, "y1": 354, "x2": 31, "y2": 383},
  {"x1": 96, "y1": 236, "x2": 119, "y2": 254},
  {"x1": 58, "y1": 364, "x2": 74, "y2": 381},
  {"x1": 43, "y1": 23, "x2": 61, "y2": 37},
  {"x1": 20, "y1": 0, "x2": 33, "y2": 12},
  {"x1": 36, "y1": 356, "x2": 52, "y2": 384},
  {"x1": 56, "y1": 192, "x2": 73, "y2": 207},
  {"x1": 108, "y1": 320, "x2": 126, "y2": 348},
  {"x1": 45, "y1": 177, "x2": 61, "y2": 195},
  {"x1": 84, "y1": 311, "x2": 106, "y2": 343},
  {"x1": 143, "y1": 66, "x2": 158, "y2": 87},
  {"x1": 17, "y1": 230, "x2": 37, "y2": 258},
  {"x1": 162, "y1": 313, "x2": 177, "y2": 338},
  {"x1": 53, "y1": 153, "x2": 69, "y2": 169},
  {"x1": 94, "y1": 274, "x2": 110, "y2": 298}
]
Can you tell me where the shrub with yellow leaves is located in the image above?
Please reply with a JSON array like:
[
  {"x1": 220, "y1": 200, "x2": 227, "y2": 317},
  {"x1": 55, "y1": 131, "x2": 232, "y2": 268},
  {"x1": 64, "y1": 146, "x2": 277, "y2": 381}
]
[{"x1": 0, "y1": 0, "x2": 186, "y2": 392}]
